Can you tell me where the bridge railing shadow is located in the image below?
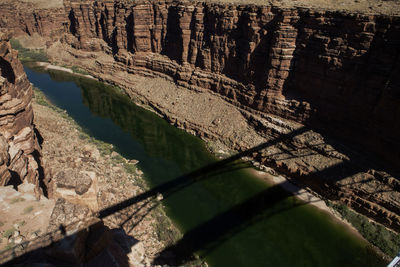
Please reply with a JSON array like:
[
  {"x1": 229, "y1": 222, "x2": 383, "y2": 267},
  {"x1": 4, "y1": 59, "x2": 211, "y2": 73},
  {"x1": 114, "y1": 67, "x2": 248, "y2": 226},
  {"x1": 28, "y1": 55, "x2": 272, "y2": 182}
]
[
  {"x1": 0, "y1": 126, "x2": 310, "y2": 265},
  {"x1": 153, "y1": 179, "x2": 321, "y2": 265},
  {"x1": 97, "y1": 126, "x2": 309, "y2": 219},
  {"x1": 6, "y1": 125, "x2": 390, "y2": 265},
  {"x1": 1, "y1": 123, "x2": 397, "y2": 265}
]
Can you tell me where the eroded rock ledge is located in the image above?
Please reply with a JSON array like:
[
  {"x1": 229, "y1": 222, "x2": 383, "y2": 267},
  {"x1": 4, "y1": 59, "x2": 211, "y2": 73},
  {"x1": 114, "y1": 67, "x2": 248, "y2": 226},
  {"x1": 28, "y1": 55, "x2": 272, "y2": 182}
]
[
  {"x1": 0, "y1": 30, "x2": 46, "y2": 196},
  {"x1": 1, "y1": 0, "x2": 399, "y2": 235}
]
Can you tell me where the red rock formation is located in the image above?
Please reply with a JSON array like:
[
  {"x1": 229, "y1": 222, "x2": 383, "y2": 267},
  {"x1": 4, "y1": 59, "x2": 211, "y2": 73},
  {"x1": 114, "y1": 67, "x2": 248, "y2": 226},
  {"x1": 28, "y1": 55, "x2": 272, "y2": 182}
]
[
  {"x1": 0, "y1": 1, "x2": 67, "y2": 41},
  {"x1": 0, "y1": 30, "x2": 45, "y2": 196},
  {"x1": 52, "y1": 1, "x2": 400, "y2": 171}
]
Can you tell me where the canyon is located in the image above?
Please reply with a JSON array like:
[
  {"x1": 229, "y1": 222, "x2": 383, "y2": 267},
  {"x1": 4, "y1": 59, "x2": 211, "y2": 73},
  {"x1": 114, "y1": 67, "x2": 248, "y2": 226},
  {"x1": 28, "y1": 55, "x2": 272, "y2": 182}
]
[{"x1": 0, "y1": 0, "x2": 399, "y2": 263}]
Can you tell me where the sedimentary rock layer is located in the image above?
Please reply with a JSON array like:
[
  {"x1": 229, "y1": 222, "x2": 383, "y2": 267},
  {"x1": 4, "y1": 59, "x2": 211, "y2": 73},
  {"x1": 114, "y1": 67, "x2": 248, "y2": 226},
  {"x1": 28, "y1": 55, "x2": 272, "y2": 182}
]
[{"x1": 0, "y1": 30, "x2": 44, "y2": 195}]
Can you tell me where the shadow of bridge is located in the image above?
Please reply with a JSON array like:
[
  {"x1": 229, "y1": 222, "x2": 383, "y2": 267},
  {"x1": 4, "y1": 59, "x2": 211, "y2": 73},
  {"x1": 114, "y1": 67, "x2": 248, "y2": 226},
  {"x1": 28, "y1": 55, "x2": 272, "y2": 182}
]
[{"x1": 0, "y1": 125, "x2": 390, "y2": 266}]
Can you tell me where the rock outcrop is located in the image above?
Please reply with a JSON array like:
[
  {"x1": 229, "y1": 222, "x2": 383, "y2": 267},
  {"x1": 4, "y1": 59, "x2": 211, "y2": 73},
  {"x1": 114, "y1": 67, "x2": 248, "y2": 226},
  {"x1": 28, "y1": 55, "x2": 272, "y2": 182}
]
[
  {"x1": 2, "y1": 198, "x2": 147, "y2": 266},
  {"x1": 54, "y1": 169, "x2": 99, "y2": 211},
  {"x1": 0, "y1": 30, "x2": 45, "y2": 196}
]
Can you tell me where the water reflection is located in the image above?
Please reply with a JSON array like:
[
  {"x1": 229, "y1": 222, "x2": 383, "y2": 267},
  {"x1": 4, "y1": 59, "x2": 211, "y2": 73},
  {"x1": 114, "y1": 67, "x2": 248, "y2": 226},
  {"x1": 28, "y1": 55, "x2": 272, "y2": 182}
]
[{"x1": 54, "y1": 70, "x2": 210, "y2": 172}]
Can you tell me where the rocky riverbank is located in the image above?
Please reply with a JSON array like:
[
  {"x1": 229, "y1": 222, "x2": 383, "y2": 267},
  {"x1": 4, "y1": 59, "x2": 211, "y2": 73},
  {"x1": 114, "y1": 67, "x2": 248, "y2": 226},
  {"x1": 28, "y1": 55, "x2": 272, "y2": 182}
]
[
  {"x1": 1, "y1": 0, "x2": 400, "y2": 239},
  {"x1": 35, "y1": 87, "x2": 186, "y2": 264},
  {"x1": 0, "y1": 85, "x2": 185, "y2": 265}
]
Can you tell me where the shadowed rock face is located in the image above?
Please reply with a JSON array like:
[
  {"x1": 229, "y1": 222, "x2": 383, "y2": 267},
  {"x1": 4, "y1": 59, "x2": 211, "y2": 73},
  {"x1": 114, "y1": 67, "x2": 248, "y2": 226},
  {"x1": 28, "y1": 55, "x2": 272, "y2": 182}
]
[{"x1": 0, "y1": 30, "x2": 44, "y2": 196}]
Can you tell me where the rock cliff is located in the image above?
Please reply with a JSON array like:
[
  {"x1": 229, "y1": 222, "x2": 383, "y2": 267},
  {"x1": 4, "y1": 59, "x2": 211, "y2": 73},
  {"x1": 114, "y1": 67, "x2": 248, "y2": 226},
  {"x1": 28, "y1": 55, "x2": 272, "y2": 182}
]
[
  {"x1": 59, "y1": 0, "x2": 400, "y2": 171},
  {"x1": 1, "y1": 0, "x2": 399, "y2": 233},
  {"x1": 0, "y1": 30, "x2": 45, "y2": 196}
]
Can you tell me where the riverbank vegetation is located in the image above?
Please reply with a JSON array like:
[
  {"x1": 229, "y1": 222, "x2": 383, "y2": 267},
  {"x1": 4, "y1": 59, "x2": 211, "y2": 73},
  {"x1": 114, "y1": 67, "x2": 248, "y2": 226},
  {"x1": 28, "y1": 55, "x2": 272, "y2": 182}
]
[
  {"x1": 10, "y1": 39, "x2": 48, "y2": 62},
  {"x1": 327, "y1": 201, "x2": 400, "y2": 257},
  {"x1": 70, "y1": 65, "x2": 90, "y2": 75}
]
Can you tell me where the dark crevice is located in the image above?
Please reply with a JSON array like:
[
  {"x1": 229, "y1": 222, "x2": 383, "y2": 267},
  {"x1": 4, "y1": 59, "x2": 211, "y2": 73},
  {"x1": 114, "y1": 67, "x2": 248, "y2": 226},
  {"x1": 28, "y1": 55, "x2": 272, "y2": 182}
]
[
  {"x1": 0, "y1": 57, "x2": 16, "y2": 83},
  {"x1": 68, "y1": 9, "x2": 77, "y2": 36},
  {"x1": 162, "y1": 6, "x2": 183, "y2": 64},
  {"x1": 125, "y1": 12, "x2": 134, "y2": 52},
  {"x1": 152, "y1": 4, "x2": 159, "y2": 52},
  {"x1": 6, "y1": 170, "x2": 22, "y2": 190},
  {"x1": 111, "y1": 29, "x2": 118, "y2": 55},
  {"x1": 32, "y1": 149, "x2": 48, "y2": 197},
  {"x1": 24, "y1": 24, "x2": 31, "y2": 35},
  {"x1": 94, "y1": 8, "x2": 100, "y2": 37},
  {"x1": 100, "y1": 13, "x2": 108, "y2": 44},
  {"x1": 34, "y1": 127, "x2": 44, "y2": 146}
]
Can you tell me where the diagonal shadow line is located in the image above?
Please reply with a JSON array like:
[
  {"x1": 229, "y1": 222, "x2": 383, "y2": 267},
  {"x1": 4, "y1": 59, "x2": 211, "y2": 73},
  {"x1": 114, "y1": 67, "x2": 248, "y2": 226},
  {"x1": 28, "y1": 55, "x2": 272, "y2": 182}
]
[
  {"x1": 98, "y1": 126, "x2": 308, "y2": 219},
  {"x1": 186, "y1": 160, "x2": 252, "y2": 180},
  {"x1": 191, "y1": 190, "x2": 322, "y2": 263},
  {"x1": 152, "y1": 180, "x2": 312, "y2": 265},
  {"x1": 3, "y1": 122, "x2": 396, "y2": 265},
  {"x1": 125, "y1": 202, "x2": 160, "y2": 235},
  {"x1": 0, "y1": 126, "x2": 307, "y2": 264},
  {"x1": 152, "y1": 157, "x2": 362, "y2": 265},
  {"x1": 119, "y1": 197, "x2": 156, "y2": 228}
]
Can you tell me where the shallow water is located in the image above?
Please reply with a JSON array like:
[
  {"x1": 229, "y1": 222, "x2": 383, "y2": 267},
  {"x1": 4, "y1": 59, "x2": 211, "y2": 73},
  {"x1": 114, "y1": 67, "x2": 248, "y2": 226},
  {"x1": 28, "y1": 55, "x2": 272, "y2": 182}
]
[{"x1": 25, "y1": 66, "x2": 386, "y2": 267}]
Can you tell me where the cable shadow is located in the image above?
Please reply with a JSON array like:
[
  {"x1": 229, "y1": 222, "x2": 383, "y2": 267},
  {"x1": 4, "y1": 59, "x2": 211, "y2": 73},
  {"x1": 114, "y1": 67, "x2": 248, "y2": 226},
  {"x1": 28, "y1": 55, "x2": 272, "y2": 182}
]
[
  {"x1": 153, "y1": 157, "x2": 398, "y2": 265},
  {"x1": 97, "y1": 126, "x2": 309, "y2": 220},
  {"x1": 150, "y1": 155, "x2": 399, "y2": 265},
  {"x1": 152, "y1": 180, "x2": 320, "y2": 266},
  {"x1": 2, "y1": 122, "x2": 396, "y2": 265},
  {"x1": 0, "y1": 126, "x2": 308, "y2": 265}
]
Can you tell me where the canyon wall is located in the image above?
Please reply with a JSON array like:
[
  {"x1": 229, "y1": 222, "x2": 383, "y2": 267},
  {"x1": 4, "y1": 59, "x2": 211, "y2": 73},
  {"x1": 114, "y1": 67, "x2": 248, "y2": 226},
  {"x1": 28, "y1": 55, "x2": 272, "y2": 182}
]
[
  {"x1": 0, "y1": 0, "x2": 66, "y2": 41},
  {"x1": 0, "y1": 30, "x2": 45, "y2": 195},
  {"x1": 62, "y1": 0, "x2": 400, "y2": 170}
]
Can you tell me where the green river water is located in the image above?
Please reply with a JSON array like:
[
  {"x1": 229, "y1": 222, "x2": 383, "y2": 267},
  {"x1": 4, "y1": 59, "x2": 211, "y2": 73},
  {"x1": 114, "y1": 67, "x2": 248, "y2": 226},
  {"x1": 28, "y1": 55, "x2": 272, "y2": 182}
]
[{"x1": 24, "y1": 66, "x2": 386, "y2": 267}]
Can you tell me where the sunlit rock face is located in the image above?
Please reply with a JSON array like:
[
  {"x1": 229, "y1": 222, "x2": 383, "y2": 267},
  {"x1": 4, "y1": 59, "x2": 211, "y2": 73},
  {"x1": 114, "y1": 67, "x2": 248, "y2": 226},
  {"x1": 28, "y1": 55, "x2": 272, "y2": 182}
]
[{"x1": 0, "y1": 30, "x2": 44, "y2": 196}]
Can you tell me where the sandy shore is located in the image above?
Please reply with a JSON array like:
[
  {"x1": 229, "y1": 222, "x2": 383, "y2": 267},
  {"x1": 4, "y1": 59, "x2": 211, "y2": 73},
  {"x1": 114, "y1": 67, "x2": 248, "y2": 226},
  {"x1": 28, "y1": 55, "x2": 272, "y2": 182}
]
[
  {"x1": 36, "y1": 62, "x2": 95, "y2": 80},
  {"x1": 248, "y1": 166, "x2": 368, "y2": 241},
  {"x1": 250, "y1": 168, "x2": 330, "y2": 211}
]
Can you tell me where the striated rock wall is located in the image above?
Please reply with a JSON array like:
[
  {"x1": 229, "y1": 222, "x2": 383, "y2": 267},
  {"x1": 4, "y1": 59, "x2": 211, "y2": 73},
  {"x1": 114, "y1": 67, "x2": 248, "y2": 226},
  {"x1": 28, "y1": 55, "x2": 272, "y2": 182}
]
[
  {"x1": 0, "y1": 1, "x2": 67, "y2": 41},
  {"x1": 58, "y1": 0, "x2": 400, "y2": 169},
  {"x1": 290, "y1": 11, "x2": 400, "y2": 169},
  {"x1": 0, "y1": 30, "x2": 45, "y2": 196}
]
